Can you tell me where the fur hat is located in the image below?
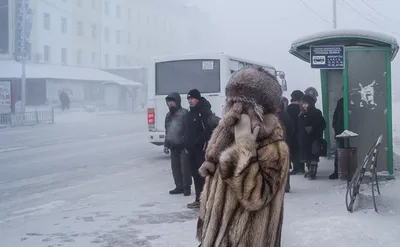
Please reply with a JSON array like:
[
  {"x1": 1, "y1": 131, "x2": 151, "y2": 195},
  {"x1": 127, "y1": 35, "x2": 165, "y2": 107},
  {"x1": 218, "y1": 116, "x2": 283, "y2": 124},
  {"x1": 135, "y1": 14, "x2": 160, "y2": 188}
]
[
  {"x1": 187, "y1": 89, "x2": 201, "y2": 100},
  {"x1": 304, "y1": 87, "x2": 318, "y2": 103},
  {"x1": 225, "y1": 66, "x2": 282, "y2": 115}
]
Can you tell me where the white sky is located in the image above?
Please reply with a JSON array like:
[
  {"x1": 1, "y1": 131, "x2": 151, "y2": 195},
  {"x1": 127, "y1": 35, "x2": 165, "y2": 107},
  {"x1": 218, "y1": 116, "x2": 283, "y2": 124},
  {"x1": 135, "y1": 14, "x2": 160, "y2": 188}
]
[{"x1": 187, "y1": 0, "x2": 400, "y2": 97}]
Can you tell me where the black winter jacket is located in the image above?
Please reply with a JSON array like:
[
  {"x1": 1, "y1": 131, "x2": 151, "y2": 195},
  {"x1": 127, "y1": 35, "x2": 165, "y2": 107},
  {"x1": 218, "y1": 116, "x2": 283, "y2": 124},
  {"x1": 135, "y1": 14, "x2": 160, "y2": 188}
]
[
  {"x1": 297, "y1": 106, "x2": 326, "y2": 162},
  {"x1": 287, "y1": 103, "x2": 301, "y2": 150},
  {"x1": 332, "y1": 97, "x2": 344, "y2": 136},
  {"x1": 184, "y1": 97, "x2": 213, "y2": 152},
  {"x1": 164, "y1": 92, "x2": 188, "y2": 151},
  {"x1": 277, "y1": 110, "x2": 294, "y2": 146}
]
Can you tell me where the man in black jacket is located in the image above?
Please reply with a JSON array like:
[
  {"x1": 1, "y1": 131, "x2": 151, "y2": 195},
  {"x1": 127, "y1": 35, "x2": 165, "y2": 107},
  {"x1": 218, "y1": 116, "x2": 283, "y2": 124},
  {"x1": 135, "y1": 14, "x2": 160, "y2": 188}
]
[
  {"x1": 184, "y1": 89, "x2": 213, "y2": 209},
  {"x1": 330, "y1": 96, "x2": 344, "y2": 179},
  {"x1": 164, "y1": 92, "x2": 192, "y2": 196},
  {"x1": 277, "y1": 97, "x2": 294, "y2": 192},
  {"x1": 287, "y1": 90, "x2": 305, "y2": 174}
]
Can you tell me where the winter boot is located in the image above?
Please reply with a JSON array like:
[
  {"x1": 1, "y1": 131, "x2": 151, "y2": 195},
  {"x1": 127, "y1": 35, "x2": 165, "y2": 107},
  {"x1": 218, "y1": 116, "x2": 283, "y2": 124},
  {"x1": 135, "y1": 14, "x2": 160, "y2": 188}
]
[
  {"x1": 169, "y1": 187, "x2": 184, "y2": 195},
  {"x1": 183, "y1": 187, "x2": 191, "y2": 196},
  {"x1": 329, "y1": 172, "x2": 339, "y2": 180},
  {"x1": 304, "y1": 163, "x2": 311, "y2": 178},
  {"x1": 285, "y1": 173, "x2": 291, "y2": 193},
  {"x1": 308, "y1": 164, "x2": 318, "y2": 180},
  {"x1": 187, "y1": 199, "x2": 200, "y2": 209}
]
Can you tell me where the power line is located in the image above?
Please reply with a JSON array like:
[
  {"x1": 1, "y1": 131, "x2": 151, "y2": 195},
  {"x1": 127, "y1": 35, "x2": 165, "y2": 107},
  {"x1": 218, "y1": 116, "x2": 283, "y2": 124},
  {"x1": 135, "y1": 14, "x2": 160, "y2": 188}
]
[
  {"x1": 342, "y1": 0, "x2": 381, "y2": 26},
  {"x1": 342, "y1": 0, "x2": 400, "y2": 36},
  {"x1": 299, "y1": 0, "x2": 330, "y2": 24},
  {"x1": 360, "y1": 0, "x2": 400, "y2": 25}
]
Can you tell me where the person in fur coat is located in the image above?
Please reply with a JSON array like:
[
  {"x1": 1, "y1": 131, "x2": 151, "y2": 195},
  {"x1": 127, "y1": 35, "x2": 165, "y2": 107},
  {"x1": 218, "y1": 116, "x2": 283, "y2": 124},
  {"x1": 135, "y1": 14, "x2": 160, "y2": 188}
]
[{"x1": 196, "y1": 66, "x2": 290, "y2": 247}]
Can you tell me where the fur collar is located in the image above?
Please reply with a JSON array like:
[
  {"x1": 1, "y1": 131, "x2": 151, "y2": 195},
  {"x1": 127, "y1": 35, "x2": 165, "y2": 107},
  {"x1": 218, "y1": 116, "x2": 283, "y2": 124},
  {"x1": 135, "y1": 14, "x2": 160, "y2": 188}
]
[{"x1": 199, "y1": 101, "x2": 283, "y2": 177}]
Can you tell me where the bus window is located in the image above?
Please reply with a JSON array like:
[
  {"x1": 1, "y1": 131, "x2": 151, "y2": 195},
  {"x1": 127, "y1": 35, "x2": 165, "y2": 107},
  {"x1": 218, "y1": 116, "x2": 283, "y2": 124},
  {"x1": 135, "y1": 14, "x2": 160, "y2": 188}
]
[{"x1": 155, "y1": 59, "x2": 221, "y2": 95}]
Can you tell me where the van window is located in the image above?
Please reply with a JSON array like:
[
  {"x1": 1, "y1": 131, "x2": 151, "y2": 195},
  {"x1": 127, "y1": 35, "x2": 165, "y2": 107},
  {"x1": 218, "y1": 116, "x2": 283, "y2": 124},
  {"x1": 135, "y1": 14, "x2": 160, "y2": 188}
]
[{"x1": 155, "y1": 59, "x2": 220, "y2": 95}]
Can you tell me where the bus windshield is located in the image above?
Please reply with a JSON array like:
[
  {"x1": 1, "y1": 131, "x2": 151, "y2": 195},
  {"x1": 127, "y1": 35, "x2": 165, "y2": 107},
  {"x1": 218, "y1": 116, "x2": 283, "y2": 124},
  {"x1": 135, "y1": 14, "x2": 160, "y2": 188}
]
[{"x1": 155, "y1": 59, "x2": 221, "y2": 95}]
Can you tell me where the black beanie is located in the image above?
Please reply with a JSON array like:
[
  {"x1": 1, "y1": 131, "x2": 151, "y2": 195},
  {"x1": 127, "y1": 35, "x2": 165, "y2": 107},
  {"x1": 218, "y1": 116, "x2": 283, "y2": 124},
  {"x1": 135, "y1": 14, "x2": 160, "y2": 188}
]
[
  {"x1": 187, "y1": 89, "x2": 201, "y2": 100},
  {"x1": 291, "y1": 90, "x2": 304, "y2": 101}
]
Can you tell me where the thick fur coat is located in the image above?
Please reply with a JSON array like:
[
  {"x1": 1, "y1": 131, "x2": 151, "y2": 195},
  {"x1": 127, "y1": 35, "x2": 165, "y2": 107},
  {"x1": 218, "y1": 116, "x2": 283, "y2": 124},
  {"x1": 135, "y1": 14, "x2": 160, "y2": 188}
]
[{"x1": 197, "y1": 67, "x2": 290, "y2": 247}]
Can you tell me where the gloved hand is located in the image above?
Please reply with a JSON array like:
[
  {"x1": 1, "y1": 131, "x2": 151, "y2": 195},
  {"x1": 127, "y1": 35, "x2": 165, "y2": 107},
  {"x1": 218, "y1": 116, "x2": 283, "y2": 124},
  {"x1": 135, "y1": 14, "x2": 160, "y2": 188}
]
[
  {"x1": 234, "y1": 114, "x2": 260, "y2": 144},
  {"x1": 305, "y1": 126, "x2": 313, "y2": 134},
  {"x1": 163, "y1": 147, "x2": 170, "y2": 154}
]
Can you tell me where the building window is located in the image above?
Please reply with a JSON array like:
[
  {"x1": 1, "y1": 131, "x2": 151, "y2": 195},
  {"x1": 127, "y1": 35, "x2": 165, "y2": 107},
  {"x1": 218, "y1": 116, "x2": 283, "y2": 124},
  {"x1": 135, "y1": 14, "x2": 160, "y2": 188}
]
[
  {"x1": 61, "y1": 17, "x2": 67, "y2": 33},
  {"x1": 77, "y1": 0, "x2": 82, "y2": 7},
  {"x1": 116, "y1": 30, "x2": 120, "y2": 44},
  {"x1": 91, "y1": 0, "x2": 96, "y2": 9},
  {"x1": 104, "y1": 54, "x2": 109, "y2": 68},
  {"x1": 104, "y1": 27, "x2": 109, "y2": 42},
  {"x1": 76, "y1": 50, "x2": 82, "y2": 65},
  {"x1": 77, "y1": 21, "x2": 83, "y2": 36},
  {"x1": 61, "y1": 48, "x2": 67, "y2": 65},
  {"x1": 104, "y1": 1, "x2": 109, "y2": 15},
  {"x1": 43, "y1": 13, "x2": 51, "y2": 30},
  {"x1": 116, "y1": 55, "x2": 121, "y2": 67},
  {"x1": 127, "y1": 32, "x2": 131, "y2": 44},
  {"x1": 92, "y1": 25, "x2": 97, "y2": 39},
  {"x1": 91, "y1": 52, "x2": 96, "y2": 64},
  {"x1": 116, "y1": 5, "x2": 121, "y2": 18},
  {"x1": 44, "y1": 45, "x2": 51, "y2": 62}
]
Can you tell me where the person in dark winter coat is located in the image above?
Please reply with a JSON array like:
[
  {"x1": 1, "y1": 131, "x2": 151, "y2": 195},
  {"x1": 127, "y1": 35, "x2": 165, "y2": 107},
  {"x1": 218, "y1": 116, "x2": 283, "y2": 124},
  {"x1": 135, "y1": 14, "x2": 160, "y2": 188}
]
[
  {"x1": 184, "y1": 89, "x2": 213, "y2": 208},
  {"x1": 164, "y1": 92, "x2": 192, "y2": 196},
  {"x1": 298, "y1": 94, "x2": 326, "y2": 180},
  {"x1": 277, "y1": 97, "x2": 293, "y2": 192},
  {"x1": 59, "y1": 91, "x2": 70, "y2": 111},
  {"x1": 287, "y1": 90, "x2": 305, "y2": 174},
  {"x1": 330, "y1": 96, "x2": 345, "y2": 179}
]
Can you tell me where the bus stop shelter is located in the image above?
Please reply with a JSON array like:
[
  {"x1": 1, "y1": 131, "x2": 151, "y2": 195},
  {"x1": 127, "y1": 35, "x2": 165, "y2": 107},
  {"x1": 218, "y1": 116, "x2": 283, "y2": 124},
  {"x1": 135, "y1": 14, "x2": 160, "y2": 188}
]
[{"x1": 289, "y1": 29, "x2": 399, "y2": 177}]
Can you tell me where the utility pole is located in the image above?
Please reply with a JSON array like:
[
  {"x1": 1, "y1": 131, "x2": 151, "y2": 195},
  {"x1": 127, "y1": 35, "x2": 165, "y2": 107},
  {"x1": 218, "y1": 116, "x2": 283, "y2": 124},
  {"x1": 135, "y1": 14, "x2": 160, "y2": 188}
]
[
  {"x1": 19, "y1": 0, "x2": 28, "y2": 113},
  {"x1": 333, "y1": 0, "x2": 337, "y2": 29}
]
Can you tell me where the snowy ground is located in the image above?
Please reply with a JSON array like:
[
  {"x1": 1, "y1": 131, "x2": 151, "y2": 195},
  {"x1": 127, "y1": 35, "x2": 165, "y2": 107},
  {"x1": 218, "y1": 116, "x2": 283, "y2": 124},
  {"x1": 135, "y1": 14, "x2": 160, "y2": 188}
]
[{"x1": 0, "y1": 111, "x2": 399, "y2": 247}]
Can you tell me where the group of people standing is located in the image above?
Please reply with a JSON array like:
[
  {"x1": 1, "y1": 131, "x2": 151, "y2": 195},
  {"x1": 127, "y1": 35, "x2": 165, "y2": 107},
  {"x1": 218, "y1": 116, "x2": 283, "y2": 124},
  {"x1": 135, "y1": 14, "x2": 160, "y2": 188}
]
[
  {"x1": 163, "y1": 89, "x2": 215, "y2": 209},
  {"x1": 275, "y1": 87, "x2": 328, "y2": 193}
]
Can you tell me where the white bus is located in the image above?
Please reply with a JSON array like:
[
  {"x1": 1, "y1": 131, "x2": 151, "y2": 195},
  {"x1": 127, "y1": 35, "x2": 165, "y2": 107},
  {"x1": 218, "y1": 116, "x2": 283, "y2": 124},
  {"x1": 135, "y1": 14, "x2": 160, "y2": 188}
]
[{"x1": 147, "y1": 53, "x2": 286, "y2": 146}]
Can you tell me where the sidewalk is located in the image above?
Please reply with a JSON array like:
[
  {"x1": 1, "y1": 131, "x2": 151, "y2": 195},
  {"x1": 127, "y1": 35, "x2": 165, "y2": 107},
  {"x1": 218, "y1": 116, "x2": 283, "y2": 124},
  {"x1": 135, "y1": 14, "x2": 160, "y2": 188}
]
[{"x1": 2, "y1": 155, "x2": 399, "y2": 247}]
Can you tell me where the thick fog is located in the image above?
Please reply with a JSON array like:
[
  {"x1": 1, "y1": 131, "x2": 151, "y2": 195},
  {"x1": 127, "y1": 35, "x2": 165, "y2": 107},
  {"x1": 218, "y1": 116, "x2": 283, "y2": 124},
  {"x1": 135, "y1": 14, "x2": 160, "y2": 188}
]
[{"x1": 189, "y1": 0, "x2": 400, "y2": 98}]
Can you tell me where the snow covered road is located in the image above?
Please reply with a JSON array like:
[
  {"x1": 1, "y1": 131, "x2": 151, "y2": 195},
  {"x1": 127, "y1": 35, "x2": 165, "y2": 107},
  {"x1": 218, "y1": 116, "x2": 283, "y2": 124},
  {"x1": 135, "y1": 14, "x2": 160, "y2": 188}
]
[{"x1": 0, "y1": 112, "x2": 400, "y2": 247}]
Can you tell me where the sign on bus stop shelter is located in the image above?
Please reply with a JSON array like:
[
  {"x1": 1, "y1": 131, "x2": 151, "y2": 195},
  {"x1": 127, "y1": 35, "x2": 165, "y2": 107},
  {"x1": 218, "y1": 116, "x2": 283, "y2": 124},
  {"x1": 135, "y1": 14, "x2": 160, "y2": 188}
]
[{"x1": 310, "y1": 45, "x2": 345, "y2": 69}]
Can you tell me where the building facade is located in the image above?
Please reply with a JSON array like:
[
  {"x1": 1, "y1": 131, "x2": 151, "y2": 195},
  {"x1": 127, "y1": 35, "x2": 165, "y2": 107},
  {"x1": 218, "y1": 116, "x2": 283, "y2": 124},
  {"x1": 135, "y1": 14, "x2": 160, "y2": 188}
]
[{"x1": 0, "y1": 0, "x2": 214, "y2": 110}]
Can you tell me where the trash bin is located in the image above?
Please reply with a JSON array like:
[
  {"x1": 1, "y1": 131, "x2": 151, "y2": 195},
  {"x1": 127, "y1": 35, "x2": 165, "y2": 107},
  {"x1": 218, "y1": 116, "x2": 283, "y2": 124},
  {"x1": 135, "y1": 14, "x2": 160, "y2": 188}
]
[{"x1": 338, "y1": 147, "x2": 358, "y2": 181}]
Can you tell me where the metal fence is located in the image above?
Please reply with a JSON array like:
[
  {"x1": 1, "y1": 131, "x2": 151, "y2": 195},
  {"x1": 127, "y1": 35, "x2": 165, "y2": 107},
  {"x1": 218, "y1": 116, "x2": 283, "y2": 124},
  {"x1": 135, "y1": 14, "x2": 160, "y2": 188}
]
[{"x1": 0, "y1": 109, "x2": 54, "y2": 126}]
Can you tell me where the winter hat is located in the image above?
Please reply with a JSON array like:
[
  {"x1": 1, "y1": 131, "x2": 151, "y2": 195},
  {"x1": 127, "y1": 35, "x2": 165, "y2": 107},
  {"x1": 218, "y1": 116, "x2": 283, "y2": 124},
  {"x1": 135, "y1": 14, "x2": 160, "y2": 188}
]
[
  {"x1": 301, "y1": 94, "x2": 316, "y2": 105},
  {"x1": 187, "y1": 89, "x2": 201, "y2": 100},
  {"x1": 304, "y1": 87, "x2": 319, "y2": 103},
  {"x1": 225, "y1": 66, "x2": 282, "y2": 114},
  {"x1": 290, "y1": 90, "x2": 304, "y2": 101}
]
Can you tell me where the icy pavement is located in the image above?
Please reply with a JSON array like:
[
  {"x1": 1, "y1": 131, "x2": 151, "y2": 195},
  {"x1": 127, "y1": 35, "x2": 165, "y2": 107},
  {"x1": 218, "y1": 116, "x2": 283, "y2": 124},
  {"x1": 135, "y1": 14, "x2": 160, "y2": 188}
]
[{"x1": 0, "y1": 112, "x2": 400, "y2": 247}]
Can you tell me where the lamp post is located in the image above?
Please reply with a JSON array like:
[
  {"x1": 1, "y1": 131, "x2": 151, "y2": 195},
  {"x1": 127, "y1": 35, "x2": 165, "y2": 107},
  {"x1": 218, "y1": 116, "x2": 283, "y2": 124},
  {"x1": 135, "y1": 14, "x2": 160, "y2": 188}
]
[{"x1": 277, "y1": 70, "x2": 287, "y2": 91}]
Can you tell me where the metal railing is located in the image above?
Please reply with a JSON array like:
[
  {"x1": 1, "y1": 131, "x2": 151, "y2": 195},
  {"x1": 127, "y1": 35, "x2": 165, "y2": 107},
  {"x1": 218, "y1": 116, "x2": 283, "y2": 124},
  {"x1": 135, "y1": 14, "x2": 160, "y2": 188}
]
[{"x1": 0, "y1": 109, "x2": 54, "y2": 127}]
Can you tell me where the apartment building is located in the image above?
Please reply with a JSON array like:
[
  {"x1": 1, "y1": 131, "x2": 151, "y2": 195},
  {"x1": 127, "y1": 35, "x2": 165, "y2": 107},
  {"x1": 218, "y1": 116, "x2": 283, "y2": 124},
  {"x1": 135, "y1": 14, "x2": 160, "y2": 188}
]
[{"x1": 0, "y1": 0, "x2": 214, "y2": 110}]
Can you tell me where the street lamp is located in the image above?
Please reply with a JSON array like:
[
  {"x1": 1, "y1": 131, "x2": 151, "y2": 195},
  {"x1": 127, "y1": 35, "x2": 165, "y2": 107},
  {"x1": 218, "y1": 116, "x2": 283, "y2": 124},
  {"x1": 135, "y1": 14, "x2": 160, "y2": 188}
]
[{"x1": 277, "y1": 70, "x2": 287, "y2": 91}]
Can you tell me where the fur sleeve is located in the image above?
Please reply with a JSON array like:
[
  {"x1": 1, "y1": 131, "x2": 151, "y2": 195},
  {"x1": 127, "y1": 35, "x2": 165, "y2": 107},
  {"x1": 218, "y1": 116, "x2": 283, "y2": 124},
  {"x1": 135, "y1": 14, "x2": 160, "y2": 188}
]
[{"x1": 219, "y1": 139, "x2": 289, "y2": 211}]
